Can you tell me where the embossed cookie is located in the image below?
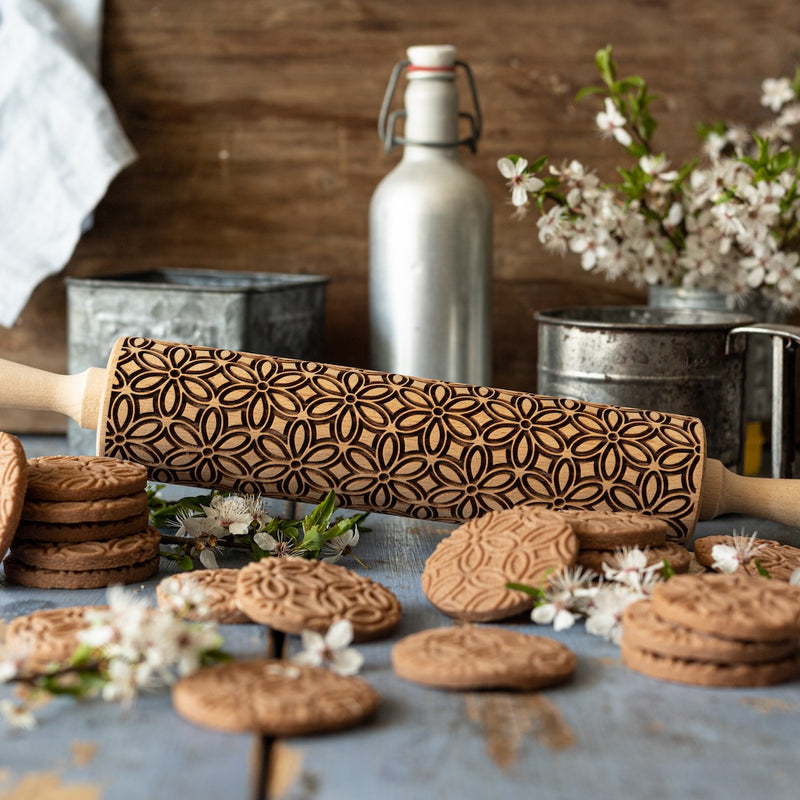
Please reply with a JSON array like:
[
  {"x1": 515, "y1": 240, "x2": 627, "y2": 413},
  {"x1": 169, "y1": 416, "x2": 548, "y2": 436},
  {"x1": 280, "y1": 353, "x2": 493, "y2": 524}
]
[
  {"x1": 14, "y1": 511, "x2": 150, "y2": 543},
  {"x1": 560, "y1": 509, "x2": 669, "y2": 549},
  {"x1": 2, "y1": 554, "x2": 159, "y2": 589},
  {"x1": 21, "y1": 491, "x2": 149, "y2": 524},
  {"x1": 421, "y1": 507, "x2": 578, "y2": 622},
  {"x1": 172, "y1": 659, "x2": 379, "y2": 735},
  {"x1": 10, "y1": 527, "x2": 161, "y2": 571},
  {"x1": 392, "y1": 625, "x2": 576, "y2": 690},
  {"x1": 4, "y1": 606, "x2": 106, "y2": 667},
  {"x1": 693, "y1": 535, "x2": 800, "y2": 582},
  {"x1": 25, "y1": 455, "x2": 148, "y2": 501},
  {"x1": 236, "y1": 558, "x2": 402, "y2": 641},
  {"x1": 0, "y1": 431, "x2": 27, "y2": 562},
  {"x1": 621, "y1": 638, "x2": 800, "y2": 687},
  {"x1": 651, "y1": 572, "x2": 800, "y2": 643},
  {"x1": 157, "y1": 569, "x2": 251, "y2": 624},
  {"x1": 577, "y1": 542, "x2": 692, "y2": 575},
  {"x1": 622, "y1": 600, "x2": 799, "y2": 664}
]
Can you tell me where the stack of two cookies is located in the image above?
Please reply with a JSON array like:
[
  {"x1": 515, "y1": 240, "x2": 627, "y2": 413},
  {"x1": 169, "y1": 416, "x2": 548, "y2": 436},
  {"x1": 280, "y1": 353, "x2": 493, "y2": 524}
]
[
  {"x1": 621, "y1": 572, "x2": 800, "y2": 687},
  {"x1": 564, "y1": 510, "x2": 692, "y2": 576},
  {"x1": 4, "y1": 455, "x2": 161, "y2": 589}
]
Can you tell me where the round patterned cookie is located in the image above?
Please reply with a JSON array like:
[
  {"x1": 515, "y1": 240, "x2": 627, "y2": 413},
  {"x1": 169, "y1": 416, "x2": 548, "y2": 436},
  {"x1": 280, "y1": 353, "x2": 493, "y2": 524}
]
[
  {"x1": 14, "y1": 511, "x2": 150, "y2": 543},
  {"x1": 560, "y1": 509, "x2": 670, "y2": 549},
  {"x1": 391, "y1": 625, "x2": 577, "y2": 690},
  {"x1": 236, "y1": 557, "x2": 402, "y2": 641},
  {"x1": 10, "y1": 526, "x2": 160, "y2": 571},
  {"x1": 0, "y1": 431, "x2": 27, "y2": 562},
  {"x1": 172, "y1": 659, "x2": 379, "y2": 735},
  {"x1": 577, "y1": 542, "x2": 692, "y2": 575},
  {"x1": 5, "y1": 606, "x2": 106, "y2": 667},
  {"x1": 21, "y1": 491, "x2": 149, "y2": 524},
  {"x1": 157, "y1": 569, "x2": 251, "y2": 624},
  {"x1": 2, "y1": 554, "x2": 160, "y2": 589},
  {"x1": 420, "y1": 507, "x2": 578, "y2": 622},
  {"x1": 25, "y1": 455, "x2": 148, "y2": 501},
  {"x1": 621, "y1": 638, "x2": 800, "y2": 687},
  {"x1": 651, "y1": 572, "x2": 800, "y2": 643},
  {"x1": 693, "y1": 535, "x2": 800, "y2": 582},
  {"x1": 622, "y1": 600, "x2": 800, "y2": 664}
]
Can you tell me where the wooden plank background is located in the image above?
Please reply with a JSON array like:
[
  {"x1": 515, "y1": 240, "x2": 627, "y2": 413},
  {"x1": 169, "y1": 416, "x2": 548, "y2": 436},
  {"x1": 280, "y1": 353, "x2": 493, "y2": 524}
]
[{"x1": 2, "y1": 0, "x2": 800, "y2": 432}]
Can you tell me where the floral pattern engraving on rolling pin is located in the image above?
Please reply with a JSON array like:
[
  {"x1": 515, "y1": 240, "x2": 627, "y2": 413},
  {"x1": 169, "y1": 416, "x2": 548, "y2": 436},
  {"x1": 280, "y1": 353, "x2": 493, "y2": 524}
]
[{"x1": 101, "y1": 337, "x2": 704, "y2": 542}]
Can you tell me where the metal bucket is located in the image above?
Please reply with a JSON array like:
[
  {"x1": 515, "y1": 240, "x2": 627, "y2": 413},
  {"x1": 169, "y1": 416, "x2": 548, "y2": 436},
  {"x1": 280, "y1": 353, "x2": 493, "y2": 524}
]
[
  {"x1": 535, "y1": 306, "x2": 755, "y2": 470},
  {"x1": 66, "y1": 268, "x2": 329, "y2": 455}
]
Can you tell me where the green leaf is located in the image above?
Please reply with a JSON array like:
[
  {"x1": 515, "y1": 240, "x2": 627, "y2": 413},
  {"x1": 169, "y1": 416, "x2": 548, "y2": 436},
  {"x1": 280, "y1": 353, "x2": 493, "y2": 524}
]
[
  {"x1": 575, "y1": 85, "x2": 607, "y2": 102},
  {"x1": 754, "y1": 558, "x2": 772, "y2": 579},
  {"x1": 299, "y1": 525, "x2": 326, "y2": 555},
  {"x1": 595, "y1": 44, "x2": 615, "y2": 87},
  {"x1": 178, "y1": 554, "x2": 195, "y2": 571},
  {"x1": 505, "y1": 581, "x2": 545, "y2": 601},
  {"x1": 528, "y1": 154, "x2": 549, "y2": 173}
]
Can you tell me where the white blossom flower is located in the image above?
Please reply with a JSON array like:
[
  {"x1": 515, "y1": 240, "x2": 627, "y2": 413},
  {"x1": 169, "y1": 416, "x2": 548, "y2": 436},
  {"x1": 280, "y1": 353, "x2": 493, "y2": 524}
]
[
  {"x1": 197, "y1": 544, "x2": 220, "y2": 570},
  {"x1": 253, "y1": 529, "x2": 297, "y2": 557},
  {"x1": 291, "y1": 619, "x2": 363, "y2": 676},
  {"x1": 639, "y1": 153, "x2": 679, "y2": 182},
  {"x1": 158, "y1": 575, "x2": 212, "y2": 620},
  {"x1": 569, "y1": 229, "x2": 610, "y2": 270},
  {"x1": 170, "y1": 509, "x2": 220, "y2": 539},
  {"x1": 601, "y1": 547, "x2": 663, "y2": 590},
  {"x1": 584, "y1": 584, "x2": 640, "y2": 644},
  {"x1": 710, "y1": 531, "x2": 767, "y2": 574},
  {"x1": 530, "y1": 565, "x2": 597, "y2": 631},
  {"x1": 596, "y1": 98, "x2": 632, "y2": 146},
  {"x1": 78, "y1": 586, "x2": 223, "y2": 707},
  {"x1": 101, "y1": 658, "x2": 140, "y2": 707},
  {"x1": 0, "y1": 699, "x2": 37, "y2": 730},
  {"x1": 243, "y1": 494, "x2": 272, "y2": 528},
  {"x1": 204, "y1": 495, "x2": 252, "y2": 536},
  {"x1": 497, "y1": 157, "x2": 544, "y2": 207},
  {"x1": 320, "y1": 527, "x2": 360, "y2": 563},
  {"x1": 0, "y1": 658, "x2": 19, "y2": 683},
  {"x1": 537, "y1": 205, "x2": 570, "y2": 253},
  {"x1": 761, "y1": 76, "x2": 795, "y2": 112}
]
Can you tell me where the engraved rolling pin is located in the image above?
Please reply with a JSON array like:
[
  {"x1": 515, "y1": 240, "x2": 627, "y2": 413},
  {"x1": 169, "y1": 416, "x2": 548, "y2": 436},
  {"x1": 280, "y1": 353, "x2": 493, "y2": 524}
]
[{"x1": 1, "y1": 336, "x2": 798, "y2": 543}]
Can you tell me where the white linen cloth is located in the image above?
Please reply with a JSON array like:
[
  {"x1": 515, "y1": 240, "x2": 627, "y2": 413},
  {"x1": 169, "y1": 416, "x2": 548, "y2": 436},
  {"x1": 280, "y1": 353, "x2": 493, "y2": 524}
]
[{"x1": 0, "y1": 0, "x2": 136, "y2": 327}]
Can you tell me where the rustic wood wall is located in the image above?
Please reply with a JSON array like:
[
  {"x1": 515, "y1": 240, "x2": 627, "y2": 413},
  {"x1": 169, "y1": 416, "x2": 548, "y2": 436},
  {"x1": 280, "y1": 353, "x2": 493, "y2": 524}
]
[{"x1": 3, "y1": 0, "x2": 800, "y2": 433}]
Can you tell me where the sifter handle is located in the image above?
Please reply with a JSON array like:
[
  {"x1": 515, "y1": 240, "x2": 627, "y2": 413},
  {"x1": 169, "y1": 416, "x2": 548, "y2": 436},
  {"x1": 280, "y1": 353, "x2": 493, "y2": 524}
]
[{"x1": 0, "y1": 357, "x2": 107, "y2": 430}]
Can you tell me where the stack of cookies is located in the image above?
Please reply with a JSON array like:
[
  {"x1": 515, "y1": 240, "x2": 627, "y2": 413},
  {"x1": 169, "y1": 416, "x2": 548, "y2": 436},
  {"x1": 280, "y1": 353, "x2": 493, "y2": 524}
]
[
  {"x1": 563, "y1": 510, "x2": 692, "y2": 576},
  {"x1": 3, "y1": 455, "x2": 161, "y2": 589},
  {"x1": 621, "y1": 572, "x2": 800, "y2": 687}
]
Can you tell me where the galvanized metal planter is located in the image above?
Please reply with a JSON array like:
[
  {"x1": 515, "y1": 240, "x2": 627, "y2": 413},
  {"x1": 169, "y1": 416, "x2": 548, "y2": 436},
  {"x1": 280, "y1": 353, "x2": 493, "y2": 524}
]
[
  {"x1": 66, "y1": 268, "x2": 328, "y2": 455},
  {"x1": 535, "y1": 306, "x2": 754, "y2": 470}
]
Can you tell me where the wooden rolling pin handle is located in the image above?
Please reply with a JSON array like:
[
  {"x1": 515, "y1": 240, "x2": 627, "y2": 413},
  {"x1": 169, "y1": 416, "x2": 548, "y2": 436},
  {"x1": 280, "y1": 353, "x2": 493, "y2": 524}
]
[
  {"x1": 700, "y1": 458, "x2": 800, "y2": 528},
  {"x1": 0, "y1": 358, "x2": 106, "y2": 430}
]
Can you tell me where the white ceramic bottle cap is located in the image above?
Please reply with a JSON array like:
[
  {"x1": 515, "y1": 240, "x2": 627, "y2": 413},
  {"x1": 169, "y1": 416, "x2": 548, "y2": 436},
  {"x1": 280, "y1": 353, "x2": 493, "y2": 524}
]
[{"x1": 406, "y1": 45, "x2": 457, "y2": 69}]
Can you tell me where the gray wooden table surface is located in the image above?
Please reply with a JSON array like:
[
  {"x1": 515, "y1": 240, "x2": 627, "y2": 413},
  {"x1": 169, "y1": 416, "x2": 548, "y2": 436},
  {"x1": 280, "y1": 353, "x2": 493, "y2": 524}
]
[{"x1": 2, "y1": 439, "x2": 800, "y2": 799}]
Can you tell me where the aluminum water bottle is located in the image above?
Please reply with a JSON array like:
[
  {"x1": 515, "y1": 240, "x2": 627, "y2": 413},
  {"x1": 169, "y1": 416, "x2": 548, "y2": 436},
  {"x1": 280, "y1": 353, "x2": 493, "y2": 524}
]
[{"x1": 369, "y1": 45, "x2": 492, "y2": 384}]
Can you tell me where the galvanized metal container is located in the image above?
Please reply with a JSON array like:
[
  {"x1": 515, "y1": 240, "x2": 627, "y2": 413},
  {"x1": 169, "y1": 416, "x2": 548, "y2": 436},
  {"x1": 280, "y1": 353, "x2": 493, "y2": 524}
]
[
  {"x1": 535, "y1": 306, "x2": 755, "y2": 470},
  {"x1": 66, "y1": 268, "x2": 328, "y2": 454}
]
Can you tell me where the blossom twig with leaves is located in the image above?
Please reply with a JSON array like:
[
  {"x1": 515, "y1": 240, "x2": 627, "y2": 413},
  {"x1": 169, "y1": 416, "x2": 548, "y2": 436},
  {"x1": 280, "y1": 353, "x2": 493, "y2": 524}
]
[
  {"x1": 0, "y1": 586, "x2": 229, "y2": 728},
  {"x1": 499, "y1": 45, "x2": 800, "y2": 308},
  {"x1": 508, "y1": 545, "x2": 676, "y2": 645},
  {"x1": 152, "y1": 488, "x2": 368, "y2": 570}
]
